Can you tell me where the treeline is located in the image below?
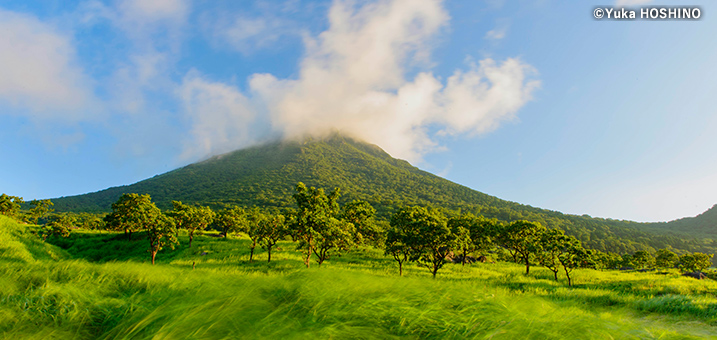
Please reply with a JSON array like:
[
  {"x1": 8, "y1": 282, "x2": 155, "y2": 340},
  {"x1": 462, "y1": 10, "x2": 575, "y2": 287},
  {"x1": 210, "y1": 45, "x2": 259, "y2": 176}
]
[
  {"x1": 48, "y1": 136, "x2": 713, "y2": 259},
  {"x1": 2, "y1": 189, "x2": 713, "y2": 283}
]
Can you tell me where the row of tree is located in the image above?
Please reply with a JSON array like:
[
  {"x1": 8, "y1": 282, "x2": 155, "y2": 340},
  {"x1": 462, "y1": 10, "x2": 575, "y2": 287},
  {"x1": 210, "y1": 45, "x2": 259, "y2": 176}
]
[
  {"x1": 383, "y1": 206, "x2": 592, "y2": 285},
  {"x1": 1, "y1": 189, "x2": 712, "y2": 280}
]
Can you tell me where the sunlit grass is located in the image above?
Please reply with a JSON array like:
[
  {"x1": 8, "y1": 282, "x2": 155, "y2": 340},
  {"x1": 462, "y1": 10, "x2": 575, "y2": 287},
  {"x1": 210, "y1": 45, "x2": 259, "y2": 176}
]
[{"x1": 2, "y1": 216, "x2": 717, "y2": 339}]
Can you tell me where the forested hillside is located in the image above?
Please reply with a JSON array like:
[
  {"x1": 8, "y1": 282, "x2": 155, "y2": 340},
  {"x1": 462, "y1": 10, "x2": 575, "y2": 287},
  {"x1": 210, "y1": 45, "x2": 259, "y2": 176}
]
[
  {"x1": 50, "y1": 134, "x2": 714, "y2": 256},
  {"x1": 648, "y1": 205, "x2": 717, "y2": 237}
]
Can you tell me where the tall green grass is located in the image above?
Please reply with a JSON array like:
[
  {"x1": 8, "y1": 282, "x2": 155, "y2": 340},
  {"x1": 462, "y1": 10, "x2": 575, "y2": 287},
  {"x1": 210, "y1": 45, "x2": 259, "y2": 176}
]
[{"x1": 2, "y1": 218, "x2": 717, "y2": 339}]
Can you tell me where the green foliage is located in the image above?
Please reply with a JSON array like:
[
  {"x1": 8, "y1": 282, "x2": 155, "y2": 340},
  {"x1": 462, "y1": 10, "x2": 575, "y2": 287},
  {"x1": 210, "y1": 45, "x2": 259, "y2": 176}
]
[
  {"x1": 215, "y1": 205, "x2": 247, "y2": 237},
  {"x1": 384, "y1": 223, "x2": 410, "y2": 276},
  {"x1": 28, "y1": 199, "x2": 53, "y2": 224},
  {"x1": 146, "y1": 213, "x2": 178, "y2": 265},
  {"x1": 0, "y1": 193, "x2": 23, "y2": 217},
  {"x1": 447, "y1": 214, "x2": 475, "y2": 266},
  {"x1": 390, "y1": 206, "x2": 452, "y2": 278},
  {"x1": 498, "y1": 220, "x2": 547, "y2": 274},
  {"x1": 649, "y1": 204, "x2": 717, "y2": 237},
  {"x1": 104, "y1": 193, "x2": 156, "y2": 240},
  {"x1": 537, "y1": 228, "x2": 565, "y2": 281},
  {"x1": 342, "y1": 199, "x2": 381, "y2": 246},
  {"x1": 256, "y1": 213, "x2": 288, "y2": 262},
  {"x1": 291, "y1": 182, "x2": 356, "y2": 267},
  {"x1": 679, "y1": 253, "x2": 713, "y2": 273},
  {"x1": 42, "y1": 213, "x2": 75, "y2": 240},
  {"x1": 555, "y1": 235, "x2": 592, "y2": 287},
  {"x1": 656, "y1": 248, "x2": 679, "y2": 269},
  {"x1": 169, "y1": 201, "x2": 215, "y2": 247},
  {"x1": 632, "y1": 250, "x2": 654, "y2": 269}
]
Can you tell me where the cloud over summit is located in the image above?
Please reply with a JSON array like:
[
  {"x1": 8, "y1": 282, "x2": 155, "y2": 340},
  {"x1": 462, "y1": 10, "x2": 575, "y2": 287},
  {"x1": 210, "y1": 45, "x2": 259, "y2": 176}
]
[{"x1": 242, "y1": 0, "x2": 539, "y2": 161}]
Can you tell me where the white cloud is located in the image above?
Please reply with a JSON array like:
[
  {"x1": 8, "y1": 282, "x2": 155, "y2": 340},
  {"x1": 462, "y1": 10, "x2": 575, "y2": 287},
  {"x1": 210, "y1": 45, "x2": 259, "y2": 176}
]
[
  {"x1": 0, "y1": 9, "x2": 94, "y2": 119},
  {"x1": 80, "y1": 0, "x2": 190, "y2": 48},
  {"x1": 204, "y1": 15, "x2": 291, "y2": 54},
  {"x1": 115, "y1": 0, "x2": 189, "y2": 31},
  {"x1": 178, "y1": 71, "x2": 259, "y2": 160},
  {"x1": 248, "y1": 0, "x2": 539, "y2": 161},
  {"x1": 615, "y1": 0, "x2": 653, "y2": 7},
  {"x1": 485, "y1": 28, "x2": 506, "y2": 40},
  {"x1": 110, "y1": 51, "x2": 171, "y2": 113}
]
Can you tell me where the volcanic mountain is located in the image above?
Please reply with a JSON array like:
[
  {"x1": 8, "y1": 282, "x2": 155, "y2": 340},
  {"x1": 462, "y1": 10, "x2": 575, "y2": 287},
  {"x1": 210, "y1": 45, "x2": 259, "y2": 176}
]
[{"x1": 50, "y1": 134, "x2": 714, "y2": 255}]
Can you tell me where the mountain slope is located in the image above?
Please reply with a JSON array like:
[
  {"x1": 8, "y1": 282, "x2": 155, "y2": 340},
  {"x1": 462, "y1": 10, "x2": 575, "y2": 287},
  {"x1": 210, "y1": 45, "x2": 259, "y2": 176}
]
[
  {"x1": 52, "y1": 135, "x2": 506, "y2": 214},
  {"x1": 51, "y1": 135, "x2": 712, "y2": 256},
  {"x1": 649, "y1": 204, "x2": 717, "y2": 237}
]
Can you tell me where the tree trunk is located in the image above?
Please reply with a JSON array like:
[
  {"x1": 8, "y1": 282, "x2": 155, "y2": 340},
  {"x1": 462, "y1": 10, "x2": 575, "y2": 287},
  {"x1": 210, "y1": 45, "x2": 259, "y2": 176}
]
[
  {"x1": 564, "y1": 267, "x2": 572, "y2": 287},
  {"x1": 151, "y1": 250, "x2": 156, "y2": 265},
  {"x1": 462, "y1": 247, "x2": 467, "y2": 266},
  {"x1": 267, "y1": 246, "x2": 272, "y2": 263},
  {"x1": 399, "y1": 261, "x2": 403, "y2": 276},
  {"x1": 553, "y1": 271, "x2": 558, "y2": 281},
  {"x1": 189, "y1": 232, "x2": 194, "y2": 248},
  {"x1": 249, "y1": 246, "x2": 255, "y2": 262},
  {"x1": 525, "y1": 255, "x2": 530, "y2": 275}
]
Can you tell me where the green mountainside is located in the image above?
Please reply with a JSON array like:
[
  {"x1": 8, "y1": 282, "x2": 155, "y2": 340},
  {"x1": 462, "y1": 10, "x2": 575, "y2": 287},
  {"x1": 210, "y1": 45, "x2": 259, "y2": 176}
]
[
  {"x1": 51, "y1": 134, "x2": 714, "y2": 256},
  {"x1": 649, "y1": 205, "x2": 717, "y2": 237}
]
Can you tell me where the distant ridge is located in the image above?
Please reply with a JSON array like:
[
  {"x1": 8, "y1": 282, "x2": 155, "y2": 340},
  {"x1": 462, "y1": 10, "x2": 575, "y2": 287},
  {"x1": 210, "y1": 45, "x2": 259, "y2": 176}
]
[
  {"x1": 50, "y1": 134, "x2": 715, "y2": 256},
  {"x1": 649, "y1": 204, "x2": 717, "y2": 237}
]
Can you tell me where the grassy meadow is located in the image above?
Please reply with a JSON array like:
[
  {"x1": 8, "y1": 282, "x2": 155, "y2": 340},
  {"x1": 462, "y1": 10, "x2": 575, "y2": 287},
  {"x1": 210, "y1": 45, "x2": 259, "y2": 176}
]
[{"x1": 2, "y1": 215, "x2": 717, "y2": 339}]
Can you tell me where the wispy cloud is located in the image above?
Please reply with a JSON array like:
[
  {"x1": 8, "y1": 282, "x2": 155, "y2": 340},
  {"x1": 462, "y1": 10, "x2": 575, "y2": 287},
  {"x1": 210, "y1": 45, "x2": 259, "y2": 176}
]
[
  {"x1": 178, "y1": 71, "x2": 261, "y2": 160},
  {"x1": 0, "y1": 9, "x2": 95, "y2": 120},
  {"x1": 202, "y1": 14, "x2": 295, "y2": 54}
]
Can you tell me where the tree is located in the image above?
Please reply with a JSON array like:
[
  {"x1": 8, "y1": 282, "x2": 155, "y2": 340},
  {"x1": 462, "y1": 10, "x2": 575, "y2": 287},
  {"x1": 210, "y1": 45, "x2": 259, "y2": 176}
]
[
  {"x1": 391, "y1": 206, "x2": 451, "y2": 278},
  {"x1": 216, "y1": 206, "x2": 247, "y2": 238},
  {"x1": 556, "y1": 235, "x2": 591, "y2": 287},
  {"x1": 385, "y1": 224, "x2": 411, "y2": 276},
  {"x1": 447, "y1": 214, "x2": 473, "y2": 266},
  {"x1": 679, "y1": 253, "x2": 713, "y2": 273},
  {"x1": 0, "y1": 194, "x2": 23, "y2": 217},
  {"x1": 244, "y1": 208, "x2": 265, "y2": 262},
  {"x1": 105, "y1": 193, "x2": 157, "y2": 241},
  {"x1": 469, "y1": 216, "x2": 497, "y2": 258},
  {"x1": 632, "y1": 250, "x2": 654, "y2": 269},
  {"x1": 342, "y1": 200, "x2": 381, "y2": 246},
  {"x1": 290, "y1": 182, "x2": 346, "y2": 268},
  {"x1": 500, "y1": 220, "x2": 546, "y2": 275},
  {"x1": 620, "y1": 254, "x2": 635, "y2": 269},
  {"x1": 537, "y1": 228, "x2": 565, "y2": 281},
  {"x1": 29, "y1": 199, "x2": 53, "y2": 224},
  {"x1": 42, "y1": 213, "x2": 75, "y2": 241},
  {"x1": 257, "y1": 213, "x2": 288, "y2": 262},
  {"x1": 655, "y1": 248, "x2": 679, "y2": 269},
  {"x1": 313, "y1": 217, "x2": 355, "y2": 266},
  {"x1": 76, "y1": 212, "x2": 106, "y2": 231},
  {"x1": 590, "y1": 250, "x2": 622, "y2": 270},
  {"x1": 146, "y1": 213, "x2": 178, "y2": 265},
  {"x1": 169, "y1": 201, "x2": 215, "y2": 247}
]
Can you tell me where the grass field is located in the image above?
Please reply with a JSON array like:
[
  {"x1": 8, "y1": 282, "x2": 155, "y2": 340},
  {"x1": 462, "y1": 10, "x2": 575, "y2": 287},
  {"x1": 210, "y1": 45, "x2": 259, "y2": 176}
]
[{"x1": 2, "y1": 215, "x2": 717, "y2": 339}]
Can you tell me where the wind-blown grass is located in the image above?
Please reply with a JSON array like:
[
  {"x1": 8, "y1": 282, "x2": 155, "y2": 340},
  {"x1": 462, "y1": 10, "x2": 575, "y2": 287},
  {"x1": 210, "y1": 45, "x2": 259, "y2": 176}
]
[{"x1": 2, "y1": 217, "x2": 717, "y2": 339}]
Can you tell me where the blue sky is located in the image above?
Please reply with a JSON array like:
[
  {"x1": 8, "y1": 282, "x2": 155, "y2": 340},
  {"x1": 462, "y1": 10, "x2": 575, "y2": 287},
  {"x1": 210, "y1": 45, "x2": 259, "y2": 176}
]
[{"x1": 0, "y1": 0, "x2": 715, "y2": 222}]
